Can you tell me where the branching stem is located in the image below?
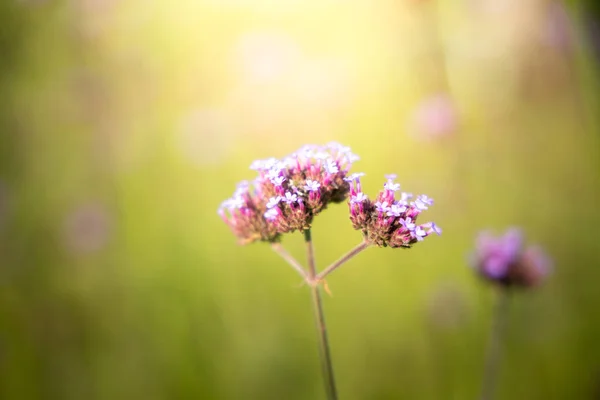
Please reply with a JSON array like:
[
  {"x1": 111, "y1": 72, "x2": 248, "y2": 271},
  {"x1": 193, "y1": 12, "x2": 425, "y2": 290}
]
[
  {"x1": 304, "y1": 229, "x2": 338, "y2": 400},
  {"x1": 315, "y1": 240, "x2": 370, "y2": 282},
  {"x1": 270, "y1": 242, "x2": 309, "y2": 282}
]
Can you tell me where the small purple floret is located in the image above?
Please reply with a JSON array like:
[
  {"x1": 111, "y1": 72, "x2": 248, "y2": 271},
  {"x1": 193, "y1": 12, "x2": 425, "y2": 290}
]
[
  {"x1": 384, "y1": 181, "x2": 401, "y2": 192},
  {"x1": 350, "y1": 192, "x2": 368, "y2": 204},
  {"x1": 266, "y1": 196, "x2": 282, "y2": 209},
  {"x1": 324, "y1": 159, "x2": 339, "y2": 174},
  {"x1": 304, "y1": 180, "x2": 321, "y2": 192},
  {"x1": 264, "y1": 208, "x2": 279, "y2": 221},
  {"x1": 284, "y1": 191, "x2": 298, "y2": 204},
  {"x1": 344, "y1": 172, "x2": 365, "y2": 182}
]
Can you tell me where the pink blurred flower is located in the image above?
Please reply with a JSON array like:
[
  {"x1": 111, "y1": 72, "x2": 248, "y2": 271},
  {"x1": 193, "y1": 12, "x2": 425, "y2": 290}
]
[
  {"x1": 469, "y1": 227, "x2": 552, "y2": 288},
  {"x1": 63, "y1": 202, "x2": 112, "y2": 254},
  {"x1": 409, "y1": 93, "x2": 458, "y2": 140},
  {"x1": 541, "y1": 1, "x2": 573, "y2": 51}
]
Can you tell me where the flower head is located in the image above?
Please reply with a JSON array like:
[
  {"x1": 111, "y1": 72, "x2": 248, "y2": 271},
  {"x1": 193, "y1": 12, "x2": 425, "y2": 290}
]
[
  {"x1": 348, "y1": 174, "x2": 440, "y2": 248},
  {"x1": 469, "y1": 228, "x2": 551, "y2": 288},
  {"x1": 219, "y1": 142, "x2": 360, "y2": 244}
]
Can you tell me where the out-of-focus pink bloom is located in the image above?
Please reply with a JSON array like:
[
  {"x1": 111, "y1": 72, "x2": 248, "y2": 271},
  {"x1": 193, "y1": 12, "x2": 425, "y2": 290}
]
[
  {"x1": 469, "y1": 228, "x2": 552, "y2": 288},
  {"x1": 410, "y1": 93, "x2": 458, "y2": 140},
  {"x1": 63, "y1": 203, "x2": 112, "y2": 254},
  {"x1": 541, "y1": 1, "x2": 573, "y2": 51}
]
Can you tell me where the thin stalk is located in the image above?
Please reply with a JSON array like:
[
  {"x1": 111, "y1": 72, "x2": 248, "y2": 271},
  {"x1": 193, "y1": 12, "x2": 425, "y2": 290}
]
[
  {"x1": 479, "y1": 287, "x2": 511, "y2": 400},
  {"x1": 315, "y1": 240, "x2": 370, "y2": 282},
  {"x1": 304, "y1": 229, "x2": 338, "y2": 400},
  {"x1": 270, "y1": 243, "x2": 309, "y2": 282}
]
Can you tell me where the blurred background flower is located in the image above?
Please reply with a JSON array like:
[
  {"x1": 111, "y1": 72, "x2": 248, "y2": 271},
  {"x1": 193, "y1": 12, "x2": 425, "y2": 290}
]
[
  {"x1": 408, "y1": 93, "x2": 458, "y2": 140},
  {"x1": 469, "y1": 228, "x2": 551, "y2": 288},
  {"x1": 0, "y1": 0, "x2": 599, "y2": 399},
  {"x1": 62, "y1": 202, "x2": 112, "y2": 255}
]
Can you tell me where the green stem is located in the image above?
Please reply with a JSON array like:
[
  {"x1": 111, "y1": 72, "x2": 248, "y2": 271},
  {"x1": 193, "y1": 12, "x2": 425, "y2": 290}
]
[
  {"x1": 480, "y1": 287, "x2": 511, "y2": 400},
  {"x1": 315, "y1": 240, "x2": 370, "y2": 282},
  {"x1": 304, "y1": 229, "x2": 338, "y2": 400},
  {"x1": 270, "y1": 242, "x2": 309, "y2": 282}
]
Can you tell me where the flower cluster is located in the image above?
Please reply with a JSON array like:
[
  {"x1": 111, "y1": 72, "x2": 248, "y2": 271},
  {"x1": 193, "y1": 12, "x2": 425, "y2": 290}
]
[
  {"x1": 470, "y1": 228, "x2": 551, "y2": 288},
  {"x1": 347, "y1": 174, "x2": 441, "y2": 248},
  {"x1": 218, "y1": 142, "x2": 360, "y2": 244}
]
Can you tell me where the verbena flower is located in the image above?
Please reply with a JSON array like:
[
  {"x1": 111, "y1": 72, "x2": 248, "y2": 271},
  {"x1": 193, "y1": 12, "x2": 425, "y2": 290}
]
[
  {"x1": 469, "y1": 228, "x2": 552, "y2": 288},
  {"x1": 219, "y1": 142, "x2": 360, "y2": 244},
  {"x1": 347, "y1": 174, "x2": 441, "y2": 248}
]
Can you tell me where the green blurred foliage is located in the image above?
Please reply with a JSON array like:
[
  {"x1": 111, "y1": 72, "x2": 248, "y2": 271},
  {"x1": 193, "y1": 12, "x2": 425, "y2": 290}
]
[{"x1": 1, "y1": 1, "x2": 600, "y2": 399}]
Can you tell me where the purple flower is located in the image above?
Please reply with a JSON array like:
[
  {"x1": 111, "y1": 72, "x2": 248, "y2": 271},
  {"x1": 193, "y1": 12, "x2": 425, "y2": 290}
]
[
  {"x1": 220, "y1": 142, "x2": 362, "y2": 244},
  {"x1": 348, "y1": 174, "x2": 440, "y2": 249},
  {"x1": 266, "y1": 196, "x2": 282, "y2": 209},
  {"x1": 324, "y1": 159, "x2": 339, "y2": 174},
  {"x1": 470, "y1": 228, "x2": 551, "y2": 288},
  {"x1": 264, "y1": 208, "x2": 279, "y2": 221},
  {"x1": 400, "y1": 217, "x2": 416, "y2": 231},
  {"x1": 344, "y1": 172, "x2": 365, "y2": 182},
  {"x1": 250, "y1": 157, "x2": 279, "y2": 171},
  {"x1": 350, "y1": 192, "x2": 368, "y2": 204},
  {"x1": 400, "y1": 192, "x2": 413, "y2": 202},
  {"x1": 266, "y1": 167, "x2": 281, "y2": 180},
  {"x1": 375, "y1": 201, "x2": 390, "y2": 213},
  {"x1": 249, "y1": 160, "x2": 265, "y2": 170},
  {"x1": 232, "y1": 181, "x2": 249, "y2": 197},
  {"x1": 413, "y1": 195, "x2": 434, "y2": 211},
  {"x1": 283, "y1": 191, "x2": 298, "y2": 204},
  {"x1": 346, "y1": 153, "x2": 360, "y2": 163},
  {"x1": 387, "y1": 203, "x2": 406, "y2": 217},
  {"x1": 304, "y1": 180, "x2": 321, "y2": 192},
  {"x1": 384, "y1": 181, "x2": 401, "y2": 192},
  {"x1": 413, "y1": 225, "x2": 427, "y2": 241},
  {"x1": 271, "y1": 176, "x2": 286, "y2": 187},
  {"x1": 426, "y1": 222, "x2": 442, "y2": 236},
  {"x1": 327, "y1": 141, "x2": 360, "y2": 163},
  {"x1": 522, "y1": 246, "x2": 553, "y2": 281},
  {"x1": 221, "y1": 196, "x2": 245, "y2": 210}
]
